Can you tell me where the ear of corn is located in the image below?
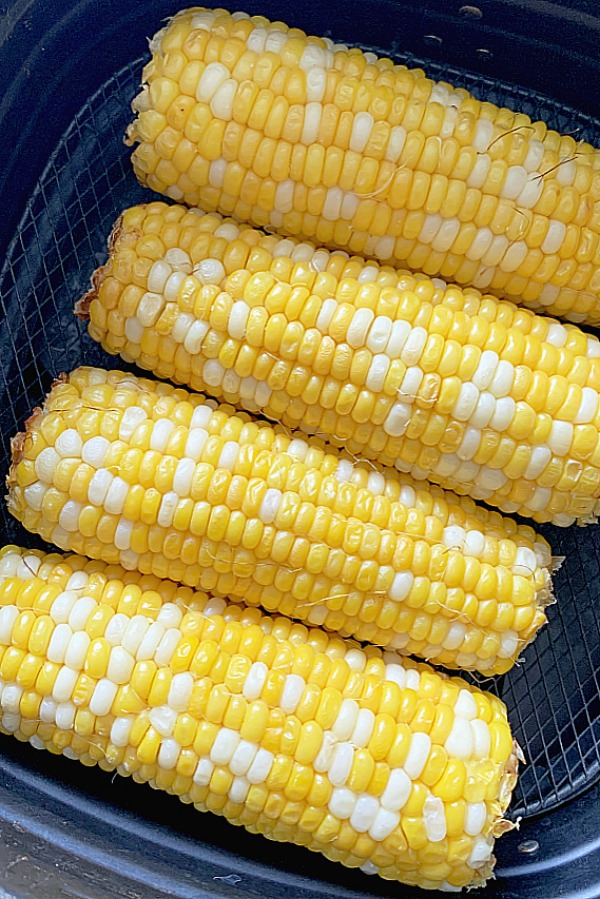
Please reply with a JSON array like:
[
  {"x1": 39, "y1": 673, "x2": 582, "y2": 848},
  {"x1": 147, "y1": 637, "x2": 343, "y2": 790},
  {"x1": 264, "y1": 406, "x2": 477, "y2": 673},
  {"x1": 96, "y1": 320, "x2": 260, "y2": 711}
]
[
  {"x1": 6, "y1": 366, "x2": 552, "y2": 675},
  {"x1": 126, "y1": 8, "x2": 600, "y2": 325},
  {"x1": 80, "y1": 201, "x2": 600, "y2": 527},
  {"x1": 0, "y1": 545, "x2": 520, "y2": 891}
]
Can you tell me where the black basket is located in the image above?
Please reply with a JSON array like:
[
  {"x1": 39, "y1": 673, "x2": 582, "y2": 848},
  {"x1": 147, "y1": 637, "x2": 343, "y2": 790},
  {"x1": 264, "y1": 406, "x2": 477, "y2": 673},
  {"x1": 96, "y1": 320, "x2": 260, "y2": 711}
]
[{"x1": 0, "y1": 2, "x2": 599, "y2": 897}]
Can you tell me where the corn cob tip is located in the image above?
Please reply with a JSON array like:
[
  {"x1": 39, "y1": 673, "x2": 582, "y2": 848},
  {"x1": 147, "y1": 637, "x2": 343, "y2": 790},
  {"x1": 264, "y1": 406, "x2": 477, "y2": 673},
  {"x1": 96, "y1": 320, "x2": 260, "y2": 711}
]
[{"x1": 75, "y1": 214, "x2": 127, "y2": 321}]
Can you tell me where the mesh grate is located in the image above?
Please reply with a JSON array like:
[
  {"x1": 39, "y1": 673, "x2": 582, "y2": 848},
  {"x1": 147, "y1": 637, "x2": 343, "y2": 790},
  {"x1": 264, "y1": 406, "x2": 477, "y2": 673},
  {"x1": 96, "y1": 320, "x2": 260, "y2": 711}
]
[{"x1": 1, "y1": 50, "x2": 600, "y2": 822}]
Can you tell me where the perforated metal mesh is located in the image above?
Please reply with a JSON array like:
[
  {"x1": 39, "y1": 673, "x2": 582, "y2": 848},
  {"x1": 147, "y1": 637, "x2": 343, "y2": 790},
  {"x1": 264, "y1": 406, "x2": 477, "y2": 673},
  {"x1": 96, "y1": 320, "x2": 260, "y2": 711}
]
[{"x1": 1, "y1": 52, "x2": 599, "y2": 821}]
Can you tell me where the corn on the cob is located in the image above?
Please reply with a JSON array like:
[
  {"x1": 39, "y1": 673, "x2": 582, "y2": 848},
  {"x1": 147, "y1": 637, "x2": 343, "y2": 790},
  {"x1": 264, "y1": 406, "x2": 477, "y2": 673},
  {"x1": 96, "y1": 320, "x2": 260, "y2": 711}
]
[
  {"x1": 0, "y1": 545, "x2": 520, "y2": 890},
  {"x1": 126, "y1": 8, "x2": 600, "y2": 325},
  {"x1": 6, "y1": 366, "x2": 552, "y2": 675},
  {"x1": 80, "y1": 201, "x2": 600, "y2": 527}
]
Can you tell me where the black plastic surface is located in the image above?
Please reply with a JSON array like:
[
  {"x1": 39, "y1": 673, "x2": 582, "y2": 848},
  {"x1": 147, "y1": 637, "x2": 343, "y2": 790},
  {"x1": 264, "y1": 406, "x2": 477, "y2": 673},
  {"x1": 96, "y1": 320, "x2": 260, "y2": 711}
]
[{"x1": 0, "y1": 1, "x2": 599, "y2": 897}]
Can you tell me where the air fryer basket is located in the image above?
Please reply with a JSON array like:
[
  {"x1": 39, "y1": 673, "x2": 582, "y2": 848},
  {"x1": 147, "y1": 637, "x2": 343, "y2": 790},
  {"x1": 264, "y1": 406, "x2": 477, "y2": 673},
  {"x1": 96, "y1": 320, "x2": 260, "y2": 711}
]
[{"x1": 1, "y1": 2, "x2": 600, "y2": 897}]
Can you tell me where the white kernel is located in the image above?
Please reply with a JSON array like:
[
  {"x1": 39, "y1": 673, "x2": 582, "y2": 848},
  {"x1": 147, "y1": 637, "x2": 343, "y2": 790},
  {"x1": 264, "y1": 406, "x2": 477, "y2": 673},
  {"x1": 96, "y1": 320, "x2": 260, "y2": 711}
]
[
  {"x1": 39, "y1": 697, "x2": 57, "y2": 723},
  {"x1": 466, "y1": 154, "x2": 491, "y2": 189},
  {"x1": 443, "y1": 621, "x2": 467, "y2": 650},
  {"x1": 384, "y1": 402, "x2": 411, "y2": 437},
  {"x1": 366, "y1": 471, "x2": 385, "y2": 495},
  {"x1": 194, "y1": 258, "x2": 225, "y2": 285},
  {"x1": 193, "y1": 757, "x2": 215, "y2": 786},
  {"x1": 380, "y1": 768, "x2": 411, "y2": 811},
  {"x1": 55, "y1": 429, "x2": 83, "y2": 458},
  {"x1": 58, "y1": 500, "x2": 82, "y2": 532},
  {"x1": 185, "y1": 427, "x2": 208, "y2": 461},
  {"x1": 228, "y1": 776, "x2": 250, "y2": 804},
  {"x1": 157, "y1": 491, "x2": 179, "y2": 528},
  {"x1": 168, "y1": 672, "x2": 194, "y2": 712},
  {"x1": 347, "y1": 308, "x2": 375, "y2": 348},
  {"x1": 523, "y1": 139, "x2": 544, "y2": 173},
  {"x1": 465, "y1": 801, "x2": 487, "y2": 836},
  {"x1": 110, "y1": 717, "x2": 134, "y2": 748},
  {"x1": 34, "y1": 446, "x2": 61, "y2": 482},
  {"x1": 137, "y1": 621, "x2": 166, "y2": 661},
  {"x1": 464, "y1": 530, "x2": 485, "y2": 557},
  {"x1": 1, "y1": 684, "x2": 23, "y2": 713},
  {"x1": 280, "y1": 674, "x2": 305, "y2": 714},
  {"x1": 340, "y1": 191, "x2": 359, "y2": 220},
  {"x1": 23, "y1": 483, "x2": 47, "y2": 511},
  {"x1": 344, "y1": 648, "x2": 367, "y2": 671},
  {"x1": 419, "y1": 213, "x2": 444, "y2": 243},
  {"x1": 274, "y1": 180, "x2": 294, "y2": 213},
  {"x1": 541, "y1": 220, "x2": 566, "y2": 255},
  {"x1": 150, "y1": 705, "x2": 178, "y2": 737},
  {"x1": 228, "y1": 301, "x2": 251, "y2": 340},
  {"x1": 172, "y1": 312, "x2": 195, "y2": 344},
  {"x1": 158, "y1": 738, "x2": 181, "y2": 770},
  {"x1": 203, "y1": 358, "x2": 225, "y2": 388},
  {"x1": 329, "y1": 742, "x2": 354, "y2": 786},
  {"x1": 119, "y1": 406, "x2": 148, "y2": 440},
  {"x1": 432, "y1": 218, "x2": 460, "y2": 253},
  {"x1": 351, "y1": 708, "x2": 375, "y2": 747},
  {"x1": 404, "y1": 732, "x2": 431, "y2": 779},
  {"x1": 246, "y1": 747, "x2": 273, "y2": 784},
  {"x1": 104, "y1": 477, "x2": 129, "y2": 515},
  {"x1": 210, "y1": 727, "x2": 240, "y2": 765},
  {"x1": 384, "y1": 663, "x2": 407, "y2": 689},
  {"x1": 104, "y1": 613, "x2": 128, "y2": 646},
  {"x1": 489, "y1": 396, "x2": 516, "y2": 431},
  {"x1": 349, "y1": 112, "x2": 374, "y2": 153},
  {"x1": 50, "y1": 591, "x2": 79, "y2": 624},
  {"x1": 218, "y1": 440, "x2": 238, "y2": 470},
  {"x1": 173, "y1": 458, "x2": 195, "y2": 496},
  {"x1": 148, "y1": 260, "x2": 172, "y2": 294},
  {"x1": 315, "y1": 300, "x2": 338, "y2": 336},
  {"x1": 243, "y1": 661, "x2": 268, "y2": 701},
  {"x1": 64, "y1": 631, "x2": 90, "y2": 669},
  {"x1": 443, "y1": 525, "x2": 466, "y2": 550},
  {"x1": 369, "y1": 807, "x2": 400, "y2": 842},
  {"x1": 400, "y1": 327, "x2": 428, "y2": 365},
  {"x1": 454, "y1": 383, "x2": 480, "y2": 421},
  {"x1": 350, "y1": 794, "x2": 379, "y2": 833},
  {"x1": 500, "y1": 241, "x2": 528, "y2": 273},
  {"x1": 471, "y1": 720, "x2": 491, "y2": 759},
  {"x1": 386, "y1": 319, "x2": 411, "y2": 357},
  {"x1": 445, "y1": 717, "x2": 474, "y2": 759},
  {"x1": 366, "y1": 354, "x2": 390, "y2": 392},
  {"x1": 332, "y1": 699, "x2": 359, "y2": 741},
  {"x1": 306, "y1": 65, "x2": 328, "y2": 101},
  {"x1": 55, "y1": 701, "x2": 76, "y2": 730},
  {"x1": 466, "y1": 227, "x2": 494, "y2": 262},
  {"x1": 468, "y1": 836, "x2": 493, "y2": 868},
  {"x1": 501, "y1": 165, "x2": 528, "y2": 200},
  {"x1": 456, "y1": 689, "x2": 478, "y2": 720},
  {"x1": 107, "y1": 646, "x2": 135, "y2": 685},
  {"x1": 389, "y1": 571, "x2": 414, "y2": 601},
  {"x1": 183, "y1": 319, "x2": 210, "y2": 354},
  {"x1": 548, "y1": 420, "x2": 573, "y2": 455},
  {"x1": 52, "y1": 667, "x2": 79, "y2": 704},
  {"x1": 518, "y1": 175, "x2": 544, "y2": 209},
  {"x1": 196, "y1": 62, "x2": 229, "y2": 102},
  {"x1": 385, "y1": 125, "x2": 406, "y2": 163},
  {"x1": 322, "y1": 187, "x2": 343, "y2": 221},
  {"x1": 149, "y1": 419, "x2": 175, "y2": 452},
  {"x1": 472, "y1": 118, "x2": 493, "y2": 152},
  {"x1": 328, "y1": 787, "x2": 356, "y2": 819},
  {"x1": 230, "y1": 740, "x2": 258, "y2": 776},
  {"x1": 498, "y1": 630, "x2": 519, "y2": 659},
  {"x1": 301, "y1": 102, "x2": 322, "y2": 144},
  {"x1": 574, "y1": 387, "x2": 598, "y2": 423},
  {"x1": 88, "y1": 469, "x2": 113, "y2": 505},
  {"x1": 210, "y1": 79, "x2": 237, "y2": 121},
  {"x1": 488, "y1": 360, "x2": 514, "y2": 397},
  {"x1": 155, "y1": 628, "x2": 182, "y2": 666}
]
